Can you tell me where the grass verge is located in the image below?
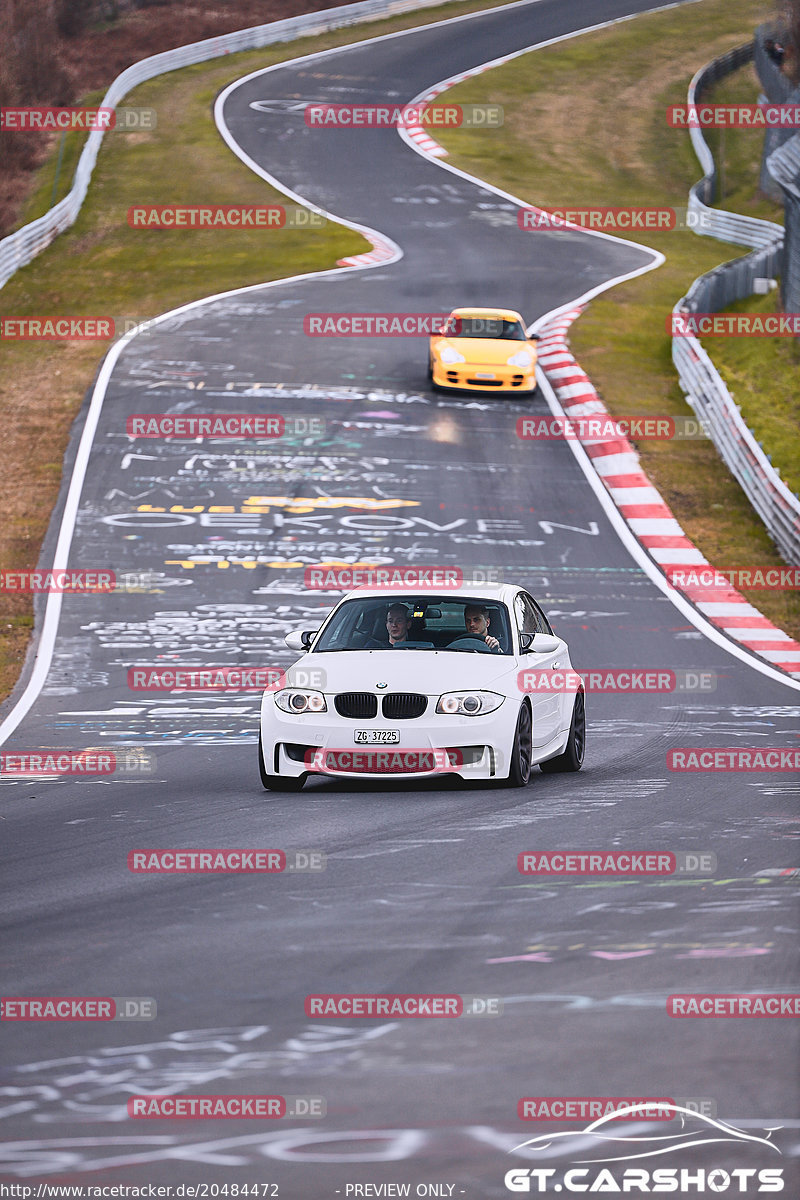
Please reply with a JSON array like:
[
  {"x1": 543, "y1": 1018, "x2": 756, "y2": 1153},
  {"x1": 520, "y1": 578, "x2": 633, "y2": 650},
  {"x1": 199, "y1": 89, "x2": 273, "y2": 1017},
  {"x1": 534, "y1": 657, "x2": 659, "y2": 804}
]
[
  {"x1": 0, "y1": 0, "x2": 523, "y2": 707},
  {"x1": 432, "y1": 0, "x2": 800, "y2": 642}
]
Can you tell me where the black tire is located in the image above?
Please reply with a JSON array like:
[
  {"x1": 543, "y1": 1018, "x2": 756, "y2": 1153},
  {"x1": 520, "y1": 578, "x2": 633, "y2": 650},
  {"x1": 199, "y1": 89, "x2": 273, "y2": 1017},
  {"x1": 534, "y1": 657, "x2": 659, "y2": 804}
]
[
  {"x1": 539, "y1": 691, "x2": 585, "y2": 773},
  {"x1": 258, "y1": 732, "x2": 305, "y2": 792},
  {"x1": 505, "y1": 701, "x2": 533, "y2": 787}
]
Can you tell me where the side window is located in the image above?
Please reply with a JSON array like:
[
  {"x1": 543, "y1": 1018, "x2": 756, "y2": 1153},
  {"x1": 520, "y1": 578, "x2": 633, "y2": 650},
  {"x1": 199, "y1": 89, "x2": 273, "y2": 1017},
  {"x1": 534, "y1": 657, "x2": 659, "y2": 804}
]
[
  {"x1": 513, "y1": 594, "x2": 528, "y2": 633},
  {"x1": 516, "y1": 593, "x2": 552, "y2": 635},
  {"x1": 514, "y1": 594, "x2": 537, "y2": 634},
  {"x1": 525, "y1": 594, "x2": 553, "y2": 635}
]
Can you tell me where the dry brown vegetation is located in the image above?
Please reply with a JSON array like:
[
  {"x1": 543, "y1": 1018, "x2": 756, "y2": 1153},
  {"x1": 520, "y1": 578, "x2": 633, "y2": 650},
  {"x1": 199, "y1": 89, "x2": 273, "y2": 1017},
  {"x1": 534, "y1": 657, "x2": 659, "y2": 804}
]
[{"x1": 0, "y1": 0, "x2": 340, "y2": 235}]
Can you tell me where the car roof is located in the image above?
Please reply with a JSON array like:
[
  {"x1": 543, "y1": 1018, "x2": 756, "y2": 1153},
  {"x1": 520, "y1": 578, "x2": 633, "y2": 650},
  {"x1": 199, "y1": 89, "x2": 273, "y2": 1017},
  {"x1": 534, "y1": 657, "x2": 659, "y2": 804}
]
[
  {"x1": 446, "y1": 306, "x2": 525, "y2": 322},
  {"x1": 336, "y1": 583, "x2": 522, "y2": 603}
]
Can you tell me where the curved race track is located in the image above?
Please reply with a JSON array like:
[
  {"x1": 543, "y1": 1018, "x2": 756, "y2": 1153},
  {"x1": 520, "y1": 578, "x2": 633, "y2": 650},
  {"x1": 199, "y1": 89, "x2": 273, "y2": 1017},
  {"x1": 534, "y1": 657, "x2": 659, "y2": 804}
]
[{"x1": 1, "y1": 0, "x2": 798, "y2": 1194}]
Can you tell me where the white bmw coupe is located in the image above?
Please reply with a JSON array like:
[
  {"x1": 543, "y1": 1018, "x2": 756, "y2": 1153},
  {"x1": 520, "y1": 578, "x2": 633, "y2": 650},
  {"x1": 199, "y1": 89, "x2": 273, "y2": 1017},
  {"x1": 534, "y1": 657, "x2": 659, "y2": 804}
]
[{"x1": 258, "y1": 584, "x2": 585, "y2": 791}]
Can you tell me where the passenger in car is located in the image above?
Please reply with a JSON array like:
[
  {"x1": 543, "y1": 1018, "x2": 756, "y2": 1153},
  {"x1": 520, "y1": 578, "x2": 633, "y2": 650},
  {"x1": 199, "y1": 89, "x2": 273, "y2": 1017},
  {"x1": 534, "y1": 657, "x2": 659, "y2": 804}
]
[{"x1": 463, "y1": 604, "x2": 501, "y2": 651}]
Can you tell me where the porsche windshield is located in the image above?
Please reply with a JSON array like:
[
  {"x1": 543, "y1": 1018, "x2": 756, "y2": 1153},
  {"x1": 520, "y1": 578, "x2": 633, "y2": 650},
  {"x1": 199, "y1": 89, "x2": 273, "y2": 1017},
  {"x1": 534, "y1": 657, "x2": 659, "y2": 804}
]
[
  {"x1": 444, "y1": 317, "x2": 527, "y2": 341},
  {"x1": 314, "y1": 596, "x2": 513, "y2": 654}
]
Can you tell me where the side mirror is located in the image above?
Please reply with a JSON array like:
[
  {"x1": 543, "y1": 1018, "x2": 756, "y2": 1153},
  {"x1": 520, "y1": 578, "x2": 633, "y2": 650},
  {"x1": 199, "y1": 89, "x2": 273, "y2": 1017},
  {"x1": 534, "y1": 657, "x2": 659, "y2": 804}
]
[
  {"x1": 528, "y1": 332, "x2": 541, "y2": 342},
  {"x1": 521, "y1": 632, "x2": 560, "y2": 654},
  {"x1": 285, "y1": 629, "x2": 316, "y2": 651}
]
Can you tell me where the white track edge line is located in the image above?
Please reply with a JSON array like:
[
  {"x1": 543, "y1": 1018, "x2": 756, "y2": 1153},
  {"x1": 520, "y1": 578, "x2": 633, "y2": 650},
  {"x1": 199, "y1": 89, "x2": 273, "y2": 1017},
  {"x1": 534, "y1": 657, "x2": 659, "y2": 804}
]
[
  {"x1": 2, "y1": 0, "x2": 795, "y2": 747},
  {"x1": 394, "y1": 3, "x2": 800, "y2": 692}
]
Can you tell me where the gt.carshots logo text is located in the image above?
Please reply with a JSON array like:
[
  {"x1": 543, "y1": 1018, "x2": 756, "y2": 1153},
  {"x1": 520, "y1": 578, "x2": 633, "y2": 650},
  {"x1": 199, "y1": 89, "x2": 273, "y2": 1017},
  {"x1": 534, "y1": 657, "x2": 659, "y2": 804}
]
[
  {"x1": 504, "y1": 1168, "x2": 784, "y2": 1193},
  {"x1": 506, "y1": 1107, "x2": 783, "y2": 1192}
]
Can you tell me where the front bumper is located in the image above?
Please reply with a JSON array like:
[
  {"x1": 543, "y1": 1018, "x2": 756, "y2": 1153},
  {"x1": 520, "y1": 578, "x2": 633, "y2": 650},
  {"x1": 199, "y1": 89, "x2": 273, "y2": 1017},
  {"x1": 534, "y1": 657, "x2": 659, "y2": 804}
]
[
  {"x1": 431, "y1": 361, "x2": 536, "y2": 393},
  {"x1": 261, "y1": 699, "x2": 519, "y2": 781}
]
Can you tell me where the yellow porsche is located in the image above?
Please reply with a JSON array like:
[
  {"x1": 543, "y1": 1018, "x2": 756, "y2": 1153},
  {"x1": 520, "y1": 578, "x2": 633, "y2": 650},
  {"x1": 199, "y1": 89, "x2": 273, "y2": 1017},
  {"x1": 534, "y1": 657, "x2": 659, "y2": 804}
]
[{"x1": 428, "y1": 307, "x2": 539, "y2": 394}]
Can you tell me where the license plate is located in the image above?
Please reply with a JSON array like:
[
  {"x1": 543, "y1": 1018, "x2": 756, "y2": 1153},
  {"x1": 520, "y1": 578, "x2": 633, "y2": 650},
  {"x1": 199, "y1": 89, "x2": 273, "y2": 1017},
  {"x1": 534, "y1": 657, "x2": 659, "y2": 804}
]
[
  {"x1": 475, "y1": 372, "x2": 495, "y2": 379},
  {"x1": 354, "y1": 730, "x2": 400, "y2": 744}
]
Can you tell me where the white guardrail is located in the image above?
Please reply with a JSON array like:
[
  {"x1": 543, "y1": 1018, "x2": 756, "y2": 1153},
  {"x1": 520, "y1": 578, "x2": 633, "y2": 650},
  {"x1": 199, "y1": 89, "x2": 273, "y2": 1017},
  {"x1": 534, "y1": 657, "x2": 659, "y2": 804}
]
[
  {"x1": 5, "y1": 7, "x2": 799, "y2": 560},
  {"x1": 674, "y1": 46, "x2": 800, "y2": 564},
  {"x1": 0, "y1": 0, "x2": 463, "y2": 289}
]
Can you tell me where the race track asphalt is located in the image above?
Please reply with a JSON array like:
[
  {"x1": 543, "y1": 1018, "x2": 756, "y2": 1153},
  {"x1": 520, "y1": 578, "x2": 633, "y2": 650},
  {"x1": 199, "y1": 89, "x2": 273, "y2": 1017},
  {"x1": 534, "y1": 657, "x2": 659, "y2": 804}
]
[{"x1": 1, "y1": 0, "x2": 798, "y2": 1193}]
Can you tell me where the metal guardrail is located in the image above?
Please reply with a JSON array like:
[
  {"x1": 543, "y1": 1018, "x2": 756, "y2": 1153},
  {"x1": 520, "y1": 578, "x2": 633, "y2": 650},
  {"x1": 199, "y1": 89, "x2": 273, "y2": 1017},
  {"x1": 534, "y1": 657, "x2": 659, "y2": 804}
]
[
  {"x1": 0, "y1": 0, "x2": 460, "y2": 289},
  {"x1": 685, "y1": 44, "x2": 784, "y2": 249},
  {"x1": 672, "y1": 328, "x2": 800, "y2": 564},
  {"x1": 673, "y1": 44, "x2": 800, "y2": 564}
]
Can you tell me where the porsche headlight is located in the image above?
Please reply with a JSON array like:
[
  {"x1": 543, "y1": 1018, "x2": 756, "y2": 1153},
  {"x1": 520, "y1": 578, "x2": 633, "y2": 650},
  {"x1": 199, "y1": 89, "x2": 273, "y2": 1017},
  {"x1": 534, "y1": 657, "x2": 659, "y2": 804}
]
[
  {"x1": 275, "y1": 689, "x2": 327, "y2": 714},
  {"x1": 436, "y1": 691, "x2": 504, "y2": 716},
  {"x1": 440, "y1": 346, "x2": 466, "y2": 364},
  {"x1": 507, "y1": 349, "x2": 533, "y2": 369}
]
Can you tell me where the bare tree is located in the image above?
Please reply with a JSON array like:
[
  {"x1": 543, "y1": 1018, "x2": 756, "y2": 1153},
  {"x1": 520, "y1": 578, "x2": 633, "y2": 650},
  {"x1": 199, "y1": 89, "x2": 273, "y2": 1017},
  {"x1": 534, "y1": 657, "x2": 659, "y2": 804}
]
[{"x1": 777, "y1": 0, "x2": 800, "y2": 81}]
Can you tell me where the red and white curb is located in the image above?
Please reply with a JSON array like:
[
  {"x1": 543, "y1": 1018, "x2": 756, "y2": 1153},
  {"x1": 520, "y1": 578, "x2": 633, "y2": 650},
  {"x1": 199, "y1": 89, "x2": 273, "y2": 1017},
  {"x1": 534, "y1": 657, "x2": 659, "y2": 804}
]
[
  {"x1": 337, "y1": 232, "x2": 398, "y2": 268},
  {"x1": 404, "y1": 124, "x2": 448, "y2": 157},
  {"x1": 536, "y1": 307, "x2": 800, "y2": 678},
  {"x1": 403, "y1": 62, "x2": 498, "y2": 159},
  {"x1": 404, "y1": 84, "x2": 452, "y2": 158}
]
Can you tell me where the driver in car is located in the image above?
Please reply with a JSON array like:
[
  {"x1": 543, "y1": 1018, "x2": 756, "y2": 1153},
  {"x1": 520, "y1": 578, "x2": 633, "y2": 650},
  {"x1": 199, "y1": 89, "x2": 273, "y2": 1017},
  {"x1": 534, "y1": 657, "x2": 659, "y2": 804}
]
[
  {"x1": 464, "y1": 604, "x2": 500, "y2": 652},
  {"x1": 386, "y1": 603, "x2": 411, "y2": 646}
]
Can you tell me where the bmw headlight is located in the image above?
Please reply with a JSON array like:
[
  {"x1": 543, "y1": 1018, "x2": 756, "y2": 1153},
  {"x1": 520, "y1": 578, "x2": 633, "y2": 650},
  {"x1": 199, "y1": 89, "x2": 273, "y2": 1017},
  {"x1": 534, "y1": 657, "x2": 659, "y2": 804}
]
[
  {"x1": 436, "y1": 691, "x2": 504, "y2": 716},
  {"x1": 507, "y1": 349, "x2": 533, "y2": 369},
  {"x1": 275, "y1": 689, "x2": 327, "y2": 714},
  {"x1": 440, "y1": 346, "x2": 466, "y2": 364}
]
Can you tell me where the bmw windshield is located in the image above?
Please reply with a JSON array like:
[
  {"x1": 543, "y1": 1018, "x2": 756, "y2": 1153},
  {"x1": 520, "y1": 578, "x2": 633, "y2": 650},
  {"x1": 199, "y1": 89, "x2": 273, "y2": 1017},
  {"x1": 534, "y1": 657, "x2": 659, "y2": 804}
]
[{"x1": 313, "y1": 596, "x2": 513, "y2": 654}]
